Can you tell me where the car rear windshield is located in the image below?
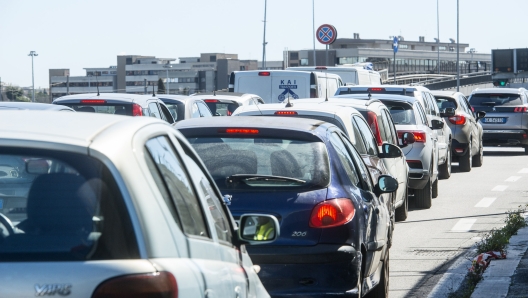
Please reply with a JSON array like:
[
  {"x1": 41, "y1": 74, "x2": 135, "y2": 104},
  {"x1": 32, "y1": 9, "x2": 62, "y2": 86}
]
[
  {"x1": 188, "y1": 137, "x2": 330, "y2": 190},
  {"x1": 381, "y1": 101, "x2": 416, "y2": 125},
  {"x1": 435, "y1": 96, "x2": 458, "y2": 110},
  {"x1": 65, "y1": 104, "x2": 132, "y2": 115},
  {"x1": 0, "y1": 149, "x2": 139, "y2": 262},
  {"x1": 205, "y1": 101, "x2": 240, "y2": 116},
  {"x1": 469, "y1": 94, "x2": 523, "y2": 107},
  {"x1": 162, "y1": 102, "x2": 185, "y2": 121},
  {"x1": 336, "y1": 87, "x2": 416, "y2": 97}
]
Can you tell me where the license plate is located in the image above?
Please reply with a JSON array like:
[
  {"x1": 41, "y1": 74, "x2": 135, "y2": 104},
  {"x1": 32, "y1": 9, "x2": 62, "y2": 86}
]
[{"x1": 483, "y1": 117, "x2": 507, "y2": 123}]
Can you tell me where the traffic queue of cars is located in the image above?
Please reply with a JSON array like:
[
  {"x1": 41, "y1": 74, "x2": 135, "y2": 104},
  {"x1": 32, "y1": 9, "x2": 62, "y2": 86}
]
[{"x1": 0, "y1": 73, "x2": 493, "y2": 297}]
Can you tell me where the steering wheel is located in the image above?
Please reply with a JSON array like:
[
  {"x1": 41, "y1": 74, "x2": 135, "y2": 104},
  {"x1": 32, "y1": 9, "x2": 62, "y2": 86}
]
[{"x1": 0, "y1": 213, "x2": 14, "y2": 236}]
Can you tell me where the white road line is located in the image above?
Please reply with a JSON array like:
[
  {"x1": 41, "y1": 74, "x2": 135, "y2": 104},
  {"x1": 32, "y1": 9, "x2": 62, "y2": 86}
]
[
  {"x1": 505, "y1": 176, "x2": 522, "y2": 182},
  {"x1": 451, "y1": 219, "x2": 477, "y2": 232},
  {"x1": 475, "y1": 197, "x2": 497, "y2": 208},
  {"x1": 492, "y1": 185, "x2": 509, "y2": 191},
  {"x1": 518, "y1": 168, "x2": 528, "y2": 174}
]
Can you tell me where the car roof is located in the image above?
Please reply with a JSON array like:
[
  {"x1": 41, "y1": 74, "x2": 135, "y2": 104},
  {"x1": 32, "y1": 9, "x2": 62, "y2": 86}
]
[
  {"x1": 335, "y1": 93, "x2": 419, "y2": 104},
  {"x1": 53, "y1": 93, "x2": 161, "y2": 104},
  {"x1": 291, "y1": 97, "x2": 385, "y2": 110},
  {"x1": 234, "y1": 101, "x2": 361, "y2": 116},
  {"x1": 0, "y1": 110, "x2": 164, "y2": 147},
  {"x1": 0, "y1": 102, "x2": 74, "y2": 111},
  {"x1": 430, "y1": 90, "x2": 459, "y2": 97},
  {"x1": 191, "y1": 92, "x2": 258, "y2": 102},
  {"x1": 158, "y1": 95, "x2": 194, "y2": 104},
  {"x1": 471, "y1": 88, "x2": 527, "y2": 95}
]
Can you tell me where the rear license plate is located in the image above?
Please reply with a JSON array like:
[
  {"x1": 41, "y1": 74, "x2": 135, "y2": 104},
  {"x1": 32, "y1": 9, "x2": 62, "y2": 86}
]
[{"x1": 483, "y1": 117, "x2": 507, "y2": 123}]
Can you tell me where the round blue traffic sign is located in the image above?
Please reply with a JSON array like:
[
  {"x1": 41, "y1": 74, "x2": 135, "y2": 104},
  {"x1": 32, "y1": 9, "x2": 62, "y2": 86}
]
[{"x1": 316, "y1": 24, "x2": 337, "y2": 45}]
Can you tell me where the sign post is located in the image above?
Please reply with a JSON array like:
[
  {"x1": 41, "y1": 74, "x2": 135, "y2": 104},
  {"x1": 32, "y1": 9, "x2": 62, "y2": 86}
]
[
  {"x1": 316, "y1": 24, "x2": 337, "y2": 66},
  {"x1": 392, "y1": 36, "x2": 399, "y2": 84}
]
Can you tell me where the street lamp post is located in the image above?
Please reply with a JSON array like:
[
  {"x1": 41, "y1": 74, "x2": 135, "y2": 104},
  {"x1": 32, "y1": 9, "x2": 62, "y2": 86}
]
[
  {"x1": 163, "y1": 64, "x2": 172, "y2": 95},
  {"x1": 312, "y1": 0, "x2": 316, "y2": 66},
  {"x1": 28, "y1": 51, "x2": 38, "y2": 102},
  {"x1": 456, "y1": 0, "x2": 460, "y2": 92},
  {"x1": 262, "y1": 0, "x2": 268, "y2": 69},
  {"x1": 436, "y1": 0, "x2": 440, "y2": 75}
]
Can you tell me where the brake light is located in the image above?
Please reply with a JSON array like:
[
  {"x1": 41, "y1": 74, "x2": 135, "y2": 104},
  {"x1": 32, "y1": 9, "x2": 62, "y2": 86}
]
[
  {"x1": 80, "y1": 99, "x2": 106, "y2": 104},
  {"x1": 132, "y1": 103, "x2": 143, "y2": 116},
  {"x1": 367, "y1": 111, "x2": 383, "y2": 146},
  {"x1": 514, "y1": 107, "x2": 527, "y2": 113},
  {"x1": 274, "y1": 111, "x2": 298, "y2": 115},
  {"x1": 204, "y1": 99, "x2": 219, "y2": 103},
  {"x1": 398, "y1": 131, "x2": 427, "y2": 143},
  {"x1": 369, "y1": 88, "x2": 385, "y2": 92},
  {"x1": 448, "y1": 115, "x2": 466, "y2": 125},
  {"x1": 310, "y1": 198, "x2": 355, "y2": 228},
  {"x1": 92, "y1": 272, "x2": 177, "y2": 298},
  {"x1": 258, "y1": 72, "x2": 271, "y2": 76},
  {"x1": 224, "y1": 128, "x2": 259, "y2": 134},
  {"x1": 315, "y1": 66, "x2": 327, "y2": 70}
]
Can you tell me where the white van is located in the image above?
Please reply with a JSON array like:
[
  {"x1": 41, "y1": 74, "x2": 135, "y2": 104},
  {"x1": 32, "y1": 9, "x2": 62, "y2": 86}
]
[
  {"x1": 287, "y1": 66, "x2": 382, "y2": 86},
  {"x1": 229, "y1": 70, "x2": 343, "y2": 103}
]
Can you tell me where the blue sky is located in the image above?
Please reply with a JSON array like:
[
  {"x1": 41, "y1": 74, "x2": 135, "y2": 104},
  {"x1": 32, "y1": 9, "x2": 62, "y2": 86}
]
[{"x1": 1, "y1": 0, "x2": 527, "y2": 88}]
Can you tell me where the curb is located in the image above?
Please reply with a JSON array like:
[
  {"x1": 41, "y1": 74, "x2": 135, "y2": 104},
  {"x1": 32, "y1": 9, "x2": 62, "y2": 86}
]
[{"x1": 471, "y1": 215, "x2": 528, "y2": 298}]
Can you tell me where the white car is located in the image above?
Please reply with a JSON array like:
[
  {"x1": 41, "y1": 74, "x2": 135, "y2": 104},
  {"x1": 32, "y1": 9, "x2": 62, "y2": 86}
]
[
  {"x1": 191, "y1": 92, "x2": 264, "y2": 116},
  {"x1": 0, "y1": 111, "x2": 278, "y2": 297}
]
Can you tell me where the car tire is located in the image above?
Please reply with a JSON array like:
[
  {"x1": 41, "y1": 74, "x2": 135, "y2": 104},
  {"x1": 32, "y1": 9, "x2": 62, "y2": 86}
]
[
  {"x1": 395, "y1": 188, "x2": 408, "y2": 222},
  {"x1": 472, "y1": 139, "x2": 483, "y2": 167},
  {"x1": 438, "y1": 144, "x2": 452, "y2": 179},
  {"x1": 415, "y1": 178, "x2": 432, "y2": 209},
  {"x1": 432, "y1": 178, "x2": 438, "y2": 198},
  {"x1": 459, "y1": 139, "x2": 472, "y2": 172},
  {"x1": 365, "y1": 247, "x2": 389, "y2": 298}
]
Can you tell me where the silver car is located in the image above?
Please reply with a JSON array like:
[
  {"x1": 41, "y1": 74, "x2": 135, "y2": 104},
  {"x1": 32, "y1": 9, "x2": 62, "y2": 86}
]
[
  {"x1": 432, "y1": 91, "x2": 486, "y2": 172},
  {"x1": 468, "y1": 88, "x2": 528, "y2": 154},
  {"x1": 0, "y1": 111, "x2": 277, "y2": 297}
]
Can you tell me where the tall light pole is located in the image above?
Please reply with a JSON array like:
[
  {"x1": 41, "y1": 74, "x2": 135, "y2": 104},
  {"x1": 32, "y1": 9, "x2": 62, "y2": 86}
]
[
  {"x1": 262, "y1": 0, "x2": 268, "y2": 69},
  {"x1": 163, "y1": 64, "x2": 172, "y2": 94},
  {"x1": 28, "y1": 51, "x2": 38, "y2": 102},
  {"x1": 436, "y1": 0, "x2": 440, "y2": 75},
  {"x1": 312, "y1": 0, "x2": 316, "y2": 66},
  {"x1": 456, "y1": 0, "x2": 460, "y2": 92}
]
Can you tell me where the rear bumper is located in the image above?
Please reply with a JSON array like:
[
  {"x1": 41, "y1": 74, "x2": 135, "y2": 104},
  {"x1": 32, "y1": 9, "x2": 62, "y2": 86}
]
[
  {"x1": 407, "y1": 169, "x2": 430, "y2": 189},
  {"x1": 246, "y1": 244, "x2": 361, "y2": 297},
  {"x1": 483, "y1": 129, "x2": 528, "y2": 147},
  {"x1": 452, "y1": 139, "x2": 469, "y2": 157}
]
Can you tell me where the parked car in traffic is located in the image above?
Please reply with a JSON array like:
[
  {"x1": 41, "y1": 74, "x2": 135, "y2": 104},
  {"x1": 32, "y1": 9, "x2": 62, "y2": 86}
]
[
  {"x1": 191, "y1": 92, "x2": 264, "y2": 116},
  {"x1": 0, "y1": 102, "x2": 75, "y2": 112},
  {"x1": 432, "y1": 91, "x2": 486, "y2": 171},
  {"x1": 157, "y1": 94, "x2": 212, "y2": 121},
  {"x1": 287, "y1": 65, "x2": 382, "y2": 85},
  {"x1": 53, "y1": 93, "x2": 175, "y2": 123},
  {"x1": 0, "y1": 111, "x2": 278, "y2": 298},
  {"x1": 468, "y1": 88, "x2": 528, "y2": 154},
  {"x1": 175, "y1": 116, "x2": 398, "y2": 298}
]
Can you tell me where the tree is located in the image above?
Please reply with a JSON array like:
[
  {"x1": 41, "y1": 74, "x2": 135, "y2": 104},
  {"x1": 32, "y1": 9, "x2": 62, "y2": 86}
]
[
  {"x1": 157, "y1": 78, "x2": 166, "y2": 94},
  {"x1": 5, "y1": 86, "x2": 23, "y2": 101}
]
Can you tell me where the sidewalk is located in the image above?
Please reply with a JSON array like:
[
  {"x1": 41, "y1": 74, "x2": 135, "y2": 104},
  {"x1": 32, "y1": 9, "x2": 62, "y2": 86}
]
[{"x1": 471, "y1": 224, "x2": 528, "y2": 298}]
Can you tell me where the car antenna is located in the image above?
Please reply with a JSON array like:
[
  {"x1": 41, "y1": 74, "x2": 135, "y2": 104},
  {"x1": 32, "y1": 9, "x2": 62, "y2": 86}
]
[
  {"x1": 368, "y1": 90, "x2": 372, "y2": 100},
  {"x1": 152, "y1": 85, "x2": 156, "y2": 97},
  {"x1": 254, "y1": 99, "x2": 264, "y2": 115},
  {"x1": 95, "y1": 73, "x2": 100, "y2": 96},
  {"x1": 285, "y1": 93, "x2": 293, "y2": 107},
  {"x1": 325, "y1": 72, "x2": 329, "y2": 101},
  {"x1": 213, "y1": 90, "x2": 216, "y2": 96}
]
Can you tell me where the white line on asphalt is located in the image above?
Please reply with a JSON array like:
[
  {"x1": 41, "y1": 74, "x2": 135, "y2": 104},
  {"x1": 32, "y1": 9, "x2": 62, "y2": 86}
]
[
  {"x1": 451, "y1": 219, "x2": 477, "y2": 232},
  {"x1": 492, "y1": 185, "x2": 509, "y2": 191},
  {"x1": 505, "y1": 176, "x2": 522, "y2": 182},
  {"x1": 518, "y1": 168, "x2": 528, "y2": 174},
  {"x1": 475, "y1": 197, "x2": 497, "y2": 208}
]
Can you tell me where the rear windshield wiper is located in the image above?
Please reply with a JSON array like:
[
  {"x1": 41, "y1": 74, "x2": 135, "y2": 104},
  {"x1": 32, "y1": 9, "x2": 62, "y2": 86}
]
[{"x1": 226, "y1": 174, "x2": 306, "y2": 185}]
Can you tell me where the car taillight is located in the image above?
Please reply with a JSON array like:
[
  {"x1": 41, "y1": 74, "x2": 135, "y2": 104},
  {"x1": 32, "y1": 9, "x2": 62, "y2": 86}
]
[
  {"x1": 398, "y1": 131, "x2": 427, "y2": 143},
  {"x1": 223, "y1": 128, "x2": 259, "y2": 134},
  {"x1": 275, "y1": 111, "x2": 298, "y2": 115},
  {"x1": 367, "y1": 111, "x2": 383, "y2": 146},
  {"x1": 368, "y1": 88, "x2": 385, "y2": 92},
  {"x1": 309, "y1": 198, "x2": 355, "y2": 228},
  {"x1": 81, "y1": 99, "x2": 106, "y2": 104},
  {"x1": 132, "y1": 103, "x2": 143, "y2": 116},
  {"x1": 258, "y1": 72, "x2": 271, "y2": 76},
  {"x1": 514, "y1": 107, "x2": 527, "y2": 113},
  {"x1": 204, "y1": 99, "x2": 219, "y2": 103},
  {"x1": 315, "y1": 66, "x2": 327, "y2": 70},
  {"x1": 92, "y1": 272, "x2": 177, "y2": 298},
  {"x1": 448, "y1": 115, "x2": 466, "y2": 125}
]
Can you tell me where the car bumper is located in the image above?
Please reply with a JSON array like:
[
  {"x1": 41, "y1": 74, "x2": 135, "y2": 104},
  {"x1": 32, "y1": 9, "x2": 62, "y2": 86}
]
[
  {"x1": 451, "y1": 139, "x2": 469, "y2": 157},
  {"x1": 483, "y1": 129, "x2": 528, "y2": 147},
  {"x1": 246, "y1": 244, "x2": 361, "y2": 297},
  {"x1": 407, "y1": 169, "x2": 430, "y2": 189}
]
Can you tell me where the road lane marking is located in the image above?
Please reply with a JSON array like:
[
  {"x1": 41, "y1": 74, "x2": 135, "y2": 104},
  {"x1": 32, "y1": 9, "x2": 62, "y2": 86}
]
[
  {"x1": 505, "y1": 176, "x2": 522, "y2": 182},
  {"x1": 518, "y1": 168, "x2": 528, "y2": 174},
  {"x1": 451, "y1": 219, "x2": 477, "y2": 232},
  {"x1": 475, "y1": 197, "x2": 497, "y2": 208},
  {"x1": 492, "y1": 185, "x2": 508, "y2": 191}
]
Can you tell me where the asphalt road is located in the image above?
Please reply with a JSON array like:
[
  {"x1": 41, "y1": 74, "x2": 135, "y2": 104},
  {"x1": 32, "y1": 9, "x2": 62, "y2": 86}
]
[{"x1": 389, "y1": 147, "x2": 528, "y2": 298}]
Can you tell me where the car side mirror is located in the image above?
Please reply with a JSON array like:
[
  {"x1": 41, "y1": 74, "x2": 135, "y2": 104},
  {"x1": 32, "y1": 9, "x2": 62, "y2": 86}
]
[
  {"x1": 476, "y1": 111, "x2": 486, "y2": 120},
  {"x1": 238, "y1": 214, "x2": 280, "y2": 245},
  {"x1": 374, "y1": 175, "x2": 399, "y2": 196},
  {"x1": 431, "y1": 119, "x2": 444, "y2": 130},
  {"x1": 378, "y1": 143, "x2": 403, "y2": 158},
  {"x1": 401, "y1": 132, "x2": 416, "y2": 147},
  {"x1": 440, "y1": 107, "x2": 456, "y2": 117}
]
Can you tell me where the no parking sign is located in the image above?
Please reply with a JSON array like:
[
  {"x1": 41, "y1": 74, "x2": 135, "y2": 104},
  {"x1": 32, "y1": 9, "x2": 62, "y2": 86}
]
[{"x1": 316, "y1": 24, "x2": 337, "y2": 45}]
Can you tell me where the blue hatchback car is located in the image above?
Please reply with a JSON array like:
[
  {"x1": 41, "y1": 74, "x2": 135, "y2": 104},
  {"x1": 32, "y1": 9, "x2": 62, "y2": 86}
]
[{"x1": 175, "y1": 116, "x2": 398, "y2": 297}]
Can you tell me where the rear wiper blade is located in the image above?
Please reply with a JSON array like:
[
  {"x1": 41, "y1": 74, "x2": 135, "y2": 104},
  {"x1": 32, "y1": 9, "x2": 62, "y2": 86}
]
[{"x1": 226, "y1": 174, "x2": 306, "y2": 184}]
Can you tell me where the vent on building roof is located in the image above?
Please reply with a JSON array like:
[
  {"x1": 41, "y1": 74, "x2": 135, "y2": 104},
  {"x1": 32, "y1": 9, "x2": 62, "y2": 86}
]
[
  {"x1": 419, "y1": 36, "x2": 425, "y2": 42},
  {"x1": 353, "y1": 33, "x2": 360, "y2": 39}
]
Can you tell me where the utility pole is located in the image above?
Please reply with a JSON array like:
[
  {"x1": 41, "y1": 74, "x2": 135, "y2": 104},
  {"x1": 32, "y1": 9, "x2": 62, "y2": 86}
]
[
  {"x1": 163, "y1": 64, "x2": 172, "y2": 95},
  {"x1": 261, "y1": 0, "x2": 267, "y2": 69},
  {"x1": 437, "y1": 0, "x2": 440, "y2": 75},
  {"x1": 312, "y1": 0, "x2": 316, "y2": 66},
  {"x1": 28, "y1": 51, "x2": 38, "y2": 102},
  {"x1": 456, "y1": 0, "x2": 460, "y2": 92}
]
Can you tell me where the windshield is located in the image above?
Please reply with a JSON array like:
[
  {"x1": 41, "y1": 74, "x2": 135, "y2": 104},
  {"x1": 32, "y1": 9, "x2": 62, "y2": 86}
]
[
  {"x1": 188, "y1": 137, "x2": 330, "y2": 190},
  {"x1": 65, "y1": 104, "x2": 132, "y2": 115},
  {"x1": 381, "y1": 101, "x2": 416, "y2": 125},
  {"x1": 469, "y1": 94, "x2": 522, "y2": 107},
  {"x1": 0, "y1": 150, "x2": 138, "y2": 262}
]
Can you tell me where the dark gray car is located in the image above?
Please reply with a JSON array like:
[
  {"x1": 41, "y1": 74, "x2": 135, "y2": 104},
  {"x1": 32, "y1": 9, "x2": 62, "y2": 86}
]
[{"x1": 432, "y1": 91, "x2": 486, "y2": 172}]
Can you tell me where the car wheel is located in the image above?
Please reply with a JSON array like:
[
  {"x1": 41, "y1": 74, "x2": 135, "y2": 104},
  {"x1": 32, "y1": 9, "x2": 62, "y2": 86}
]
[
  {"x1": 438, "y1": 144, "x2": 452, "y2": 179},
  {"x1": 365, "y1": 248, "x2": 389, "y2": 298},
  {"x1": 472, "y1": 139, "x2": 483, "y2": 167},
  {"x1": 395, "y1": 188, "x2": 408, "y2": 222},
  {"x1": 415, "y1": 178, "x2": 432, "y2": 209},
  {"x1": 459, "y1": 139, "x2": 472, "y2": 172},
  {"x1": 432, "y1": 178, "x2": 438, "y2": 198}
]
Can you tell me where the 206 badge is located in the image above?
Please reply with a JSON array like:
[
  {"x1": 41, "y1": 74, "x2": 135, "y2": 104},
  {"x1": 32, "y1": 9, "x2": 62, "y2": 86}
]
[{"x1": 35, "y1": 284, "x2": 72, "y2": 296}]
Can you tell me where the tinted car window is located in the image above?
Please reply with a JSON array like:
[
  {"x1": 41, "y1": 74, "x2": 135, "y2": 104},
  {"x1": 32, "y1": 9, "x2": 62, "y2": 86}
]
[
  {"x1": 145, "y1": 136, "x2": 209, "y2": 238},
  {"x1": 380, "y1": 110, "x2": 397, "y2": 145},
  {"x1": 148, "y1": 102, "x2": 162, "y2": 119},
  {"x1": 206, "y1": 101, "x2": 240, "y2": 116},
  {"x1": 435, "y1": 97, "x2": 458, "y2": 111},
  {"x1": 416, "y1": 103, "x2": 428, "y2": 125},
  {"x1": 197, "y1": 102, "x2": 212, "y2": 117},
  {"x1": 341, "y1": 136, "x2": 374, "y2": 192},
  {"x1": 350, "y1": 118, "x2": 368, "y2": 155},
  {"x1": 67, "y1": 104, "x2": 132, "y2": 115},
  {"x1": 382, "y1": 102, "x2": 416, "y2": 125},
  {"x1": 162, "y1": 102, "x2": 185, "y2": 121},
  {"x1": 329, "y1": 132, "x2": 360, "y2": 187},
  {"x1": 352, "y1": 116, "x2": 379, "y2": 155},
  {"x1": 469, "y1": 93, "x2": 523, "y2": 107},
  {"x1": 0, "y1": 150, "x2": 139, "y2": 262}
]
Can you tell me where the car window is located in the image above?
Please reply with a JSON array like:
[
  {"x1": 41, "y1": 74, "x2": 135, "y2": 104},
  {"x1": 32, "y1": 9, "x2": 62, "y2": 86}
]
[
  {"x1": 159, "y1": 104, "x2": 175, "y2": 123},
  {"x1": 420, "y1": 92, "x2": 431, "y2": 114},
  {"x1": 415, "y1": 103, "x2": 428, "y2": 125},
  {"x1": 349, "y1": 116, "x2": 368, "y2": 155},
  {"x1": 0, "y1": 151, "x2": 139, "y2": 262},
  {"x1": 426, "y1": 93, "x2": 440, "y2": 116},
  {"x1": 65, "y1": 103, "x2": 132, "y2": 115},
  {"x1": 197, "y1": 102, "x2": 212, "y2": 117},
  {"x1": 381, "y1": 110, "x2": 397, "y2": 145},
  {"x1": 148, "y1": 102, "x2": 162, "y2": 119},
  {"x1": 328, "y1": 132, "x2": 361, "y2": 187},
  {"x1": 435, "y1": 96, "x2": 458, "y2": 111},
  {"x1": 145, "y1": 136, "x2": 209, "y2": 238},
  {"x1": 382, "y1": 101, "x2": 416, "y2": 125},
  {"x1": 341, "y1": 135, "x2": 374, "y2": 192},
  {"x1": 377, "y1": 111, "x2": 392, "y2": 144},
  {"x1": 458, "y1": 96, "x2": 471, "y2": 114},
  {"x1": 469, "y1": 93, "x2": 523, "y2": 107},
  {"x1": 192, "y1": 103, "x2": 201, "y2": 118},
  {"x1": 352, "y1": 116, "x2": 379, "y2": 156}
]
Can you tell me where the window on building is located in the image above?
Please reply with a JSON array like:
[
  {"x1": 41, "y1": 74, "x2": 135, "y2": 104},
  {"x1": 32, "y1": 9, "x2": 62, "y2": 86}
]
[
  {"x1": 126, "y1": 58, "x2": 133, "y2": 65},
  {"x1": 240, "y1": 66, "x2": 246, "y2": 71},
  {"x1": 289, "y1": 52, "x2": 299, "y2": 60},
  {"x1": 439, "y1": 46, "x2": 447, "y2": 51},
  {"x1": 399, "y1": 44, "x2": 408, "y2": 49},
  {"x1": 210, "y1": 56, "x2": 217, "y2": 62},
  {"x1": 341, "y1": 44, "x2": 347, "y2": 48},
  {"x1": 411, "y1": 45, "x2": 415, "y2": 50},
  {"x1": 300, "y1": 58, "x2": 309, "y2": 66}
]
